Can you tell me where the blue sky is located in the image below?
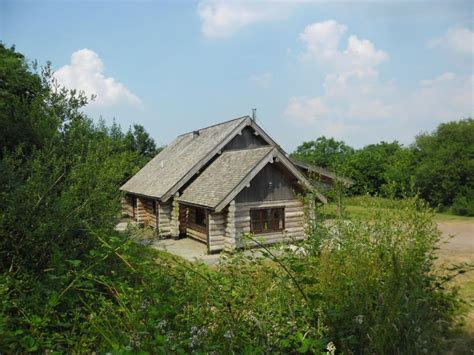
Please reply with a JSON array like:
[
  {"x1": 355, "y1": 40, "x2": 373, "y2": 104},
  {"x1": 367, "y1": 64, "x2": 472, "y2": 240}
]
[{"x1": 1, "y1": 0, "x2": 473, "y2": 150}]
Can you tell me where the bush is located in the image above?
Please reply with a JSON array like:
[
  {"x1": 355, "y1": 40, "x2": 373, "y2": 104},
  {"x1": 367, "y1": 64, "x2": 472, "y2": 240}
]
[
  {"x1": 451, "y1": 194, "x2": 474, "y2": 216},
  {"x1": 302, "y1": 197, "x2": 462, "y2": 353}
]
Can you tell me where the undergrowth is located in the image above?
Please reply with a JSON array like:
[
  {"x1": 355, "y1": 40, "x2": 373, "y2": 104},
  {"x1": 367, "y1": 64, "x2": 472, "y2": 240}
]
[{"x1": 0, "y1": 198, "x2": 467, "y2": 353}]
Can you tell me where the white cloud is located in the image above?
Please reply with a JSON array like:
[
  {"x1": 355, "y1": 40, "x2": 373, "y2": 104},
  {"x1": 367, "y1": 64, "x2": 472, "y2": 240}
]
[
  {"x1": 300, "y1": 20, "x2": 347, "y2": 61},
  {"x1": 285, "y1": 96, "x2": 329, "y2": 124},
  {"x1": 250, "y1": 72, "x2": 273, "y2": 87},
  {"x1": 430, "y1": 26, "x2": 474, "y2": 54},
  {"x1": 286, "y1": 20, "x2": 473, "y2": 144},
  {"x1": 300, "y1": 20, "x2": 388, "y2": 72},
  {"x1": 287, "y1": 20, "x2": 391, "y2": 126},
  {"x1": 55, "y1": 49, "x2": 141, "y2": 107},
  {"x1": 409, "y1": 73, "x2": 474, "y2": 122},
  {"x1": 197, "y1": 1, "x2": 289, "y2": 38}
]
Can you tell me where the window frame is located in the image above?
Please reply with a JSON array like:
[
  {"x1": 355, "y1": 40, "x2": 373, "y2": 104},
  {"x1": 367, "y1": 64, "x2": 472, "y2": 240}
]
[{"x1": 250, "y1": 207, "x2": 285, "y2": 234}]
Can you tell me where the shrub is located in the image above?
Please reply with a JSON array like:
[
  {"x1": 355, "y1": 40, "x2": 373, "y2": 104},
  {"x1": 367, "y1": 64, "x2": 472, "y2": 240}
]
[
  {"x1": 451, "y1": 193, "x2": 474, "y2": 216},
  {"x1": 274, "y1": 197, "x2": 462, "y2": 353}
]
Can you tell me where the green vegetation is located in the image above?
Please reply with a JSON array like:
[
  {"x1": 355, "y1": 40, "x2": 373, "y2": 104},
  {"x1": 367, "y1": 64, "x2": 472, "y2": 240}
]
[
  {"x1": 0, "y1": 43, "x2": 470, "y2": 352},
  {"x1": 320, "y1": 195, "x2": 474, "y2": 222},
  {"x1": 292, "y1": 119, "x2": 474, "y2": 216}
]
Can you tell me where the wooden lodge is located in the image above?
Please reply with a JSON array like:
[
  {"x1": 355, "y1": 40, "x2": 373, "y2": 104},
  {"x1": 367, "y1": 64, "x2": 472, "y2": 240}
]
[{"x1": 120, "y1": 115, "x2": 339, "y2": 253}]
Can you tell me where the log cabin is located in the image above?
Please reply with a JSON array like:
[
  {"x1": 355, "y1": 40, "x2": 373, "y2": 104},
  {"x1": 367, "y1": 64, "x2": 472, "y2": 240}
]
[{"x1": 120, "y1": 115, "x2": 338, "y2": 254}]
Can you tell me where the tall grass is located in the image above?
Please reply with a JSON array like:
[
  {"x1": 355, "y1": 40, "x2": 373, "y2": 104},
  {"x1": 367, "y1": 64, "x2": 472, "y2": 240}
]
[{"x1": 0, "y1": 198, "x2": 464, "y2": 352}]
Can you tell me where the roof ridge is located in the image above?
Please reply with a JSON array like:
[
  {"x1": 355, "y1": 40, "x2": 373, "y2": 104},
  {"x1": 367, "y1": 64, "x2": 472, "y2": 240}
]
[{"x1": 177, "y1": 115, "x2": 250, "y2": 137}]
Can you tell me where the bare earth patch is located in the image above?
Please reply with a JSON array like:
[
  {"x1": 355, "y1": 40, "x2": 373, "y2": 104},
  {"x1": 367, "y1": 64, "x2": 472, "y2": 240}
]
[{"x1": 436, "y1": 220, "x2": 474, "y2": 352}]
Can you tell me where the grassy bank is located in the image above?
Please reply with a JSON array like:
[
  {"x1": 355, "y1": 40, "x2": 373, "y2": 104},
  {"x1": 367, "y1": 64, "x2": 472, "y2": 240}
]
[{"x1": 320, "y1": 195, "x2": 474, "y2": 222}]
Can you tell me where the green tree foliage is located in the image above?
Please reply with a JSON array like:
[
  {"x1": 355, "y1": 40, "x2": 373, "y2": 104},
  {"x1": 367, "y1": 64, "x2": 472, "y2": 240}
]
[
  {"x1": 0, "y1": 42, "x2": 164, "y2": 272},
  {"x1": 293, "y1": 120, "x2": 473, "y2": 214},
  {"x1": 344, "y1": 141, "x2": 413, "y2": 196},
  {"x1": 125, "y1": 124, "x2": 161, "y2": 163},
  {"x1": 0, "y1": 45, "x2": 55, "y2": 155},
  {"x1": 291, "y1": 136, "x2": 354, "y2": 169},
  {"x1": 412, "y1": 119, "x2": 474, "y2": 212}
]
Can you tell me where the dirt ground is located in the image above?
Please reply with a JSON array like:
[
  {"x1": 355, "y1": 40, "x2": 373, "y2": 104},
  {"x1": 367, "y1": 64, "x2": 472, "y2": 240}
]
[
  {"x1": 437, "y1": 220, "x2": 474, "y2": 352},
  {"x1": 437, "y1": 221, "x2": 474, "y2": 264}
]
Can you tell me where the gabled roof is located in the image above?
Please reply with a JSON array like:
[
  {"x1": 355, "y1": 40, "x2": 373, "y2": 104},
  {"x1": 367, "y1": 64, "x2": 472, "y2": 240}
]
[
  {"x1": 179, "y1": 146, "x2": 326, "y2": 212},
  {"x1": 120, "y1": 116, "x2": 250, "y2": 200},
  {"x1": 290, "y1": 158, "x2": 354, "y2": 187},
  {"x1": 179, "y1": 147, "x2": 274, "y2": 209},
  {"x1": 120, "y1": 114, "x2": 328, "y2": 205}
]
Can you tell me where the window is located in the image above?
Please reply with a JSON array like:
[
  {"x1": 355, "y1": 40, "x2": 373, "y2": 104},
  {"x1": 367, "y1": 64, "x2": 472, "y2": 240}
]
[
  {"x1": 195, "y1": 208, "x2": 206, "y2": 227},
  {"x1": 152, "y1": 200, "x2": 157, "y2": 215},
  {"x1": 250, "y1": 208, "x2": 285, "y2": 233}
]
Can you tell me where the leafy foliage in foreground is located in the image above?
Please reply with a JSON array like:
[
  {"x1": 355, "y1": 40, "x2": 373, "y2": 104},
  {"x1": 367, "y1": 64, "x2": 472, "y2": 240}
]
[{"x1": 0, "y1": 198, "x2": 464, "y2": 353}]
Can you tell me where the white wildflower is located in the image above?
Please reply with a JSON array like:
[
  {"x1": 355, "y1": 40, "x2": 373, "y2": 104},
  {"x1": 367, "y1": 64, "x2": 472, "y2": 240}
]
[
  {"x1": 327, "y1": 341, "x2": 336, "y2": 355},
  {"x1": 224, "y1": 330, "x2": 233, "y2": 339},
  {"x1": 157, "y1": 319, "x2": 168, "y2": 330},
  {"x1": 355, "y1": 314, "x2": 364, "y2": 325}
]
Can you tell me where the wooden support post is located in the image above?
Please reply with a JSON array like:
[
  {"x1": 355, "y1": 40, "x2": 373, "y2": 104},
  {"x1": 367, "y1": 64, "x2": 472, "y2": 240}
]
[
  {"x1": 225, "y1": 200, "x2": 236, "y2": 252},
  {"x1": 171, "y1": 193, "x2": 180, "y2": 238}
]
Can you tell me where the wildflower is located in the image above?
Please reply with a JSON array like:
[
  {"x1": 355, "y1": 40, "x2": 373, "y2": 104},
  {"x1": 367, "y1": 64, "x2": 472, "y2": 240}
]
[
  {"x1": 224, "y1": 330, "x2": 233, "y2": 339},
  {"x1": 157, "y1": 319, "x2": 168, "y2": 330},
  {"x1": 355, "y1": 314, "x2": 364, "y2": 325},
  {"x1": 327, "y1": 341, "x2": 336, "y2": 355}
]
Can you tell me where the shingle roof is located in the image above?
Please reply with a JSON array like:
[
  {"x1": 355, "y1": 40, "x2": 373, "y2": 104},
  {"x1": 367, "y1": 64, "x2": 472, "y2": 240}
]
[
  {"x1": 290, "y1": 158, "x2": 354, "y2": 187},
  {"x1": 179, "y1": 146, "x2": 274, "y2": 209},
  {"x1": 120, "y1": 116, "x2": 249, "y2": 199}
]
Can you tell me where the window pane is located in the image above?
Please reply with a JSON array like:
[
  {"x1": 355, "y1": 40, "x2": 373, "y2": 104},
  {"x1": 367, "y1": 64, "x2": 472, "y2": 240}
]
[{"x1": 250, "y1": 208, "x2": 284, "y2": 233}]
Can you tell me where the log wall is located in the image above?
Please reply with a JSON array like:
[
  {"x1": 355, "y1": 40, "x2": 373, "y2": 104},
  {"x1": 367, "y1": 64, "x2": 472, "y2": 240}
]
[
  {"x1": 121, "y1": 195, "x2": 134, "y2": 218},
  {"x1": 185, "y1": 206, "x2": 208, "y2": 243},
  {"x1": 225, "y1": 201, "x2": 237, "y2": 251},
  {"x1": 233, "y1": 199, "x2": 306, "y2": 248},
  {"x1": 208, "y1": 210, "x2": 227, "y2": 253},
  {"x1": 158, "y1": 201, "x2": 172, "y2": 237},
  {"x1": 136, "y1": 197, "x2": 147, "y2": 226},
  {"x1": 139, "y1": 198, "x2": 157, "y2": 229}
]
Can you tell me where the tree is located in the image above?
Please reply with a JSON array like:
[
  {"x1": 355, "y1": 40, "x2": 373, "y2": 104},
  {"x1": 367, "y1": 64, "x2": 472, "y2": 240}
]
[
  {"x1": 125, "y1": 124, "x2": 160, "y2": 161},
  {"x1": 412, "y1": 119, "x2": 474, "y2": 210},
  {"x1": 0, "y1": 44, "x2": 138, "y2": 272},
  {"x1": 344, "y1": 141, "x2": 410, "y2": 196},
  {"x1": 291, "y1": 136, "x2": 354, "y2": 169},
  {"x1": 0, "y1": 43, "x2": 50, "y2": 154}
]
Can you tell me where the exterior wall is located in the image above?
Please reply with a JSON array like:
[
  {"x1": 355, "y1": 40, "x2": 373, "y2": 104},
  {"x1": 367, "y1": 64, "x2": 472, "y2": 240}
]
[
  {"x1": 122, "y1": 194, "x2": 158, "y2": 228},
  {"x1": 235, "y1": 163, "x2": 301, "y2": 203},
  {"x1": 208, "y1": 210, "x2": 227, "y2": 253},
  {"x1": 121, "y1": 195, "x2": 134, "y2": 218},
  {"x1": 224, "y1": 201, "x2": 237, "y2": 251},
  {"x1": 223, "y1": 126, "x2": 268, "y2": 151},
  {"x1": 139, "y1": 197, "x2": 157, "y2": 228},
  {"x1": 233, "y1": 199, "x2": 306, "y2": 248},
  {"x1": 170, "y1": 196, "x2": 180, "y2": 237},
  {"x1": 136, "y1": 197, "x2": 147, "y2": 226},
  {"x1": 158, "y1": 201, "x2": 172, "y2": 237},
  {"x1": 179, "y1": 204, "x2": 188, "y2": 236},
  {"x1": 186, "y1": 206, "x2": 208, "y2": 243}
]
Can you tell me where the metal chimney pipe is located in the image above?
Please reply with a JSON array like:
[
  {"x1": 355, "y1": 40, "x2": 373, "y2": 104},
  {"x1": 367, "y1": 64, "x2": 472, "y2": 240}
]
[{"x1": 252, "y1": 108, "x2": 257, "y2": 122}]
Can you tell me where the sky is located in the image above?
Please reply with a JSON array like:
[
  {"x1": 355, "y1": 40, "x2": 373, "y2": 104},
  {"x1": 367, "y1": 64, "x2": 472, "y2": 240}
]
[{"x1": 1, "y1": 0, "x2": 473, "y2": 151}]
